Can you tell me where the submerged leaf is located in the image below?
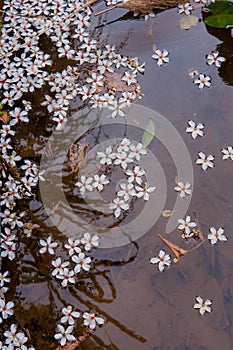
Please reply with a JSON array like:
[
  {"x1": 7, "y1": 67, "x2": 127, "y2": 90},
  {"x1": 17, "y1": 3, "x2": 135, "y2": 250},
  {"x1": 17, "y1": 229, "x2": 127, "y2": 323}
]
[
  {"x1": 180, "y1": 15, "x2": 199, "y2": 30},
  {"x1": 142, "y1": 119, "x2": 155, "y2": 148}
]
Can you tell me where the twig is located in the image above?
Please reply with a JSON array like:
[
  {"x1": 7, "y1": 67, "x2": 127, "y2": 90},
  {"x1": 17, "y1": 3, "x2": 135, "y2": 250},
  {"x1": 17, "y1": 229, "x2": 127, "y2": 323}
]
[{"x1": 95, "y1": 4, "x2": 121, "y2": 16}]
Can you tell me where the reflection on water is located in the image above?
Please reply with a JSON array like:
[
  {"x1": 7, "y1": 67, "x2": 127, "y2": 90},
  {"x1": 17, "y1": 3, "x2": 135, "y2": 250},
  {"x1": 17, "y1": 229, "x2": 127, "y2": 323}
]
[{"x1": 2, "y1": 4, "x2": 233, "y2": 350}]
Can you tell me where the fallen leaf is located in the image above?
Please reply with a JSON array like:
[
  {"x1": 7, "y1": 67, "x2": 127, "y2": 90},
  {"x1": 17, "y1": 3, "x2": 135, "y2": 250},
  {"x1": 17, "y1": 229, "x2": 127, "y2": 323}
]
[
  {"x1": 162, "y1": 209, "x2": 175, "y2": 217},
  {"x1": 180, "y1": 15, "x2": 199, "y2": 30},
  {"x1": 0, "y1": 111, "x2": 10, "y2": 124},
  {"x1": 104, "y1": 72, "x2": 139, "y2": 93},
  {"x1": 69, "y1": 141, "x2": 88, "y2": 173},
  {"x1": 175, "y1": 176, "x2": 179, "y2": 186},
  {"x1": 157, "y1": 233, "x2": 189, "y2": 259},
  {"x1": 193, "y1": 212, "x2": 204, "y2": 240},
  {"x1": 142, "y1": 119, "x2": 155, "y2": 148}
]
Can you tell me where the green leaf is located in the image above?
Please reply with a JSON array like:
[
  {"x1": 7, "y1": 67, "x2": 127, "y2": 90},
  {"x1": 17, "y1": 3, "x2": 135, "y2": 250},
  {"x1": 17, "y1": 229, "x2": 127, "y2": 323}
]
[
  {"x1": 204, "y1": 1, "x2": 233, "y2": 28},
  {"x1": 0, "y1": 103, "x2": 4, "y2": 111},
  {"x1": 142, "y1": 119, "x2": 155, "y2": 148}
]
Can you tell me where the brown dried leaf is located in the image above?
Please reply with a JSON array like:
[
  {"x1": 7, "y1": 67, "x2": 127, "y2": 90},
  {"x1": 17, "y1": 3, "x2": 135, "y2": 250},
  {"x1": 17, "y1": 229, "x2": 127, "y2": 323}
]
[
  {"x1": 162, "y1": 209, "x2": 175, "y2": 217},
  {"x1": 175, "y1": 176, "x2": 179, "y2": 186},
  {"x1": 0, "y1": 111, "x2": 10, "y2": 124},
  {"x1": 193, "y1": 212, "x2": 204, "y2": 241},
  {"x1": 104, "y1": 72, "x2": 138, "y2": 93},
  {"x1": 157, "y1": 233, "x2": 189, "y2": 259},
  {"x1": 69, "y1": 142, "x2": 88, "y2": 173}
]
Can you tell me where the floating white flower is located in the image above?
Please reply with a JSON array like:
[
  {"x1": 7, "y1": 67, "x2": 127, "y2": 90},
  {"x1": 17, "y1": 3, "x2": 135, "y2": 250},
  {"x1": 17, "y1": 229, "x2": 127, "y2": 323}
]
[
  {"x1": 150, "y1": 250, "x2": 171, "y2": 272},
  {"x1": 221, "y1": 146, "x2": 233, "y2": 160},
  {"x1": 81, "y1": 232, "x2": 99, "y2": 251},
  {"x1": 206, "y1": 51, "x2": 226, "y2": 67},
  {"x1": 152, "y1": 49, "x2": 170, "y2": 66},
  {"x1": 174, "y1": 181, "x2": 192, "y2": 198},
  {"x1": 178, "y1": 215, "x2": 196, "y2": 235},
  {"x1": 196, "y1": 152, "x2": 214, "y2": 171},
  {"x1": 97, "y1": 146, "x2": 116, "y2": 165},
  {"x1": 126, "y1": 166, "x2": 145, "y2": 185},
  {"x1": 135, "y1": 183, "x2": 156, "y2": 201},
  {"x1": 109, "y1": 198, "x2": 129, "y2": 218},
  {"x1": 117, "y1": 182, "x2": 136, "y2": 202},
  {"x1": 83, "y1": 312, "x2": 105, "y2": 330},
  {"x1": 186, "y1": 120, "x2": 204, "y2": 139},
  {"x1": 0, "y1": 298, "x2": 14, "y2": 319},
  {"x1": 54, "y1": 325, "x2": 75, "y2": 346},
  {"x1": 39, "y1": 236, "x2": 58, "y2": 255},
  {"x1": 92, "y1": 174, "x2": 109, "y2": 191},
  {"x1": 208, "y1": 227, "x2": 227, "y2": 245},
  {"x1": 72, "y1": 252, "x2": 91, "y2": 274},
  {"x1": 61, "y1": 305, "x2": 80, "y2": 325},
  {"x1": 193, "y1": 296, "x2": 212, "y2": 315},
  {"x1": 75, "y1": 175, "x2": 93, "y2": 196},
  {"x1": 178, "y1": 2, "x2": 193, "y2": 15},
  {"x1": 194, "y1": 74, "x2": 211, "y2": 89}
]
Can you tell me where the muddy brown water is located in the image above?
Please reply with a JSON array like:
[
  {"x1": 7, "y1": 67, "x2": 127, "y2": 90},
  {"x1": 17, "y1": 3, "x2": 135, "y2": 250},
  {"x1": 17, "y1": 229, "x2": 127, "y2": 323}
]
[{"x1": 1, "y1": 4, "x2": 233, "y2": 350}]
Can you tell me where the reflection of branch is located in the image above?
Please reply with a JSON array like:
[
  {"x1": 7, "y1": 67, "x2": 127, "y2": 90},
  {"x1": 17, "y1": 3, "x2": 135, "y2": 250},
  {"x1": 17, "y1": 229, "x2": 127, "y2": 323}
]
[{"x1": 71, "y1": 288, "x2": 147, "y2": 344}]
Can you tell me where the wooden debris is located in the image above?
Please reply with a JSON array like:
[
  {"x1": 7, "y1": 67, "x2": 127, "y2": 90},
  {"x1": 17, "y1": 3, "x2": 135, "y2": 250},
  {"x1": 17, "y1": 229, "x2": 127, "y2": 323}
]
[
  {"x1": 69, "y1": 141, "x2": 88, "y2": 173},
  {"x1": 162, "y1": 209, "x2": 175, "y2": 217},
  {"x1": 56, "y1": 329, "x2": 93, "y2": 350},
  {"x1": 95, "y1": 0, "x2": 186, "y2": 16}
]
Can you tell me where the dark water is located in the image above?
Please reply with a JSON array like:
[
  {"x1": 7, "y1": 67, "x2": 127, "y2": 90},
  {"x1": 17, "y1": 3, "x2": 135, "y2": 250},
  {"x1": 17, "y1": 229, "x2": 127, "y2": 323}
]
[{"x1": 2, "y1": 4, "x2": 233, "y2": 350}]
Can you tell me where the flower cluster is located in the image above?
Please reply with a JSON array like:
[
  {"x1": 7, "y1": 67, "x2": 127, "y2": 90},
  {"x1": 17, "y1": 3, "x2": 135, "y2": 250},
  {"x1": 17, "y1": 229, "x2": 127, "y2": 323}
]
[
  {"x1": 54, "y1": 306, "x2": 104, "y2": 346},
  {"x1": 86, "y1": 138, "x2": 156, "y2": 218},
  {"x1": 39, "y1": 232, "x2": 99, "y2": 288},
  {"x1": 0, "y1": 323, "x2": 35, "y2": 350}
]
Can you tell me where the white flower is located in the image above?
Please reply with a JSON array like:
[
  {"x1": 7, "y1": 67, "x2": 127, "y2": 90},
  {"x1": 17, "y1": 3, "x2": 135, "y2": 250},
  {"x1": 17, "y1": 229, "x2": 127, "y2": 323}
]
[
  {"x1": 61, "y1": 305, "x2": 80, "y2": 325},
  {"x1": 196, "y1": 152, "x2": 214, "y2": 171},
  {"x1": 186, "y1": 120, "x2": 204, "y2": 139},
  {"x1": 64, "y1": 238, "x2": 81, "y2": 256},
  {"x1": 97, "y1": 146, "x2": 116, "y2": 165},
  {"x1": 208, "y1": 227, "x2": 227, "y2": 245},
  {"x1": 194, "y1": 74, "x2": 211, "y2": 89},
  {"x1": 174, "y1": 181, "x2": 192, "y2": 198},
  {"x1": 135, "y1": 183, "x2": 156, "y2": 201},
  {"x1": 206, "y1": 51, "x2": 226, "y2": 67},
  {"x1": 92, "y1": 174, "x2": 109, "y2": 191},
  {"x1": 39, "y1": 236, "x2": 58, "y2": 254},
  {"x1": 121, "y1": 71, "x2": 137, "y2": 86},
  {"x1": 83, "y1": 312, "x2": 105, "y2": 330},
  {"x1": 57, "y1": 268, "x2": 75, "y2": 287},
  {"x1": 150, "y1": 250, "x2": 171, "y2": 272},
  {"x1": 114, "y1": 152, "x2": 133, "y2": 170},
  {"x1": 117, "y1": 182, "x2": 136, "y2": 202},
  {"x1": 75, "y1": 176, "x2": 93, "y2": 196},
  {"x1": 72, "y1": 253, "x2": 91, "y2": 274},
  {"x1": 193, "y1": 296, "x2": 212, "y2": 315},
  {"x1": 178, "y1": 215, "x2": 196, "y2": 235},
  {"x1": 117, "y1": 138, "x2": 131, "y2": 153},
  {"x1": 222, "y1": 146, "x2": 233, "y2": 160},
  {"x1": 81, "y1": 232, "x2": 99, "y2": 251},
  {"x1": 108, "y1": 101, "x2": 127, "y2": 118},
  {"x1": 152, "y1": 49, "x2": 170, "y2": 66},
  {"x1": 54, "y1": 325, "x2": 75, "y2": 346},
  {"x1": 178, "y1": 2, "x2": 193, "y2": 15},
  {"x1": 129, "y1": 143, "x2": 147, "y2": 161},
  {"x1": 51, "y1": 257, "x2": 70, "y2": 276},
  {"x1": 0, "y1": 298, "x2": 14, "y2": 319},
  {"x1": 126, "y1": 166, "x2": 145, "y2": 185},
  {"x1": 109, "y1": 198, "x2": 129, "y2": 218}
]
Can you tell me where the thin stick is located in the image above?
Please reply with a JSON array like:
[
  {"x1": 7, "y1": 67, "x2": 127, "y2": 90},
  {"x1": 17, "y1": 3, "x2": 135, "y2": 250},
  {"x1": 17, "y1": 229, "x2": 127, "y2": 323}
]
[{"x1": 95, "y1": 3, "x2": 121, "y2": 16}]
